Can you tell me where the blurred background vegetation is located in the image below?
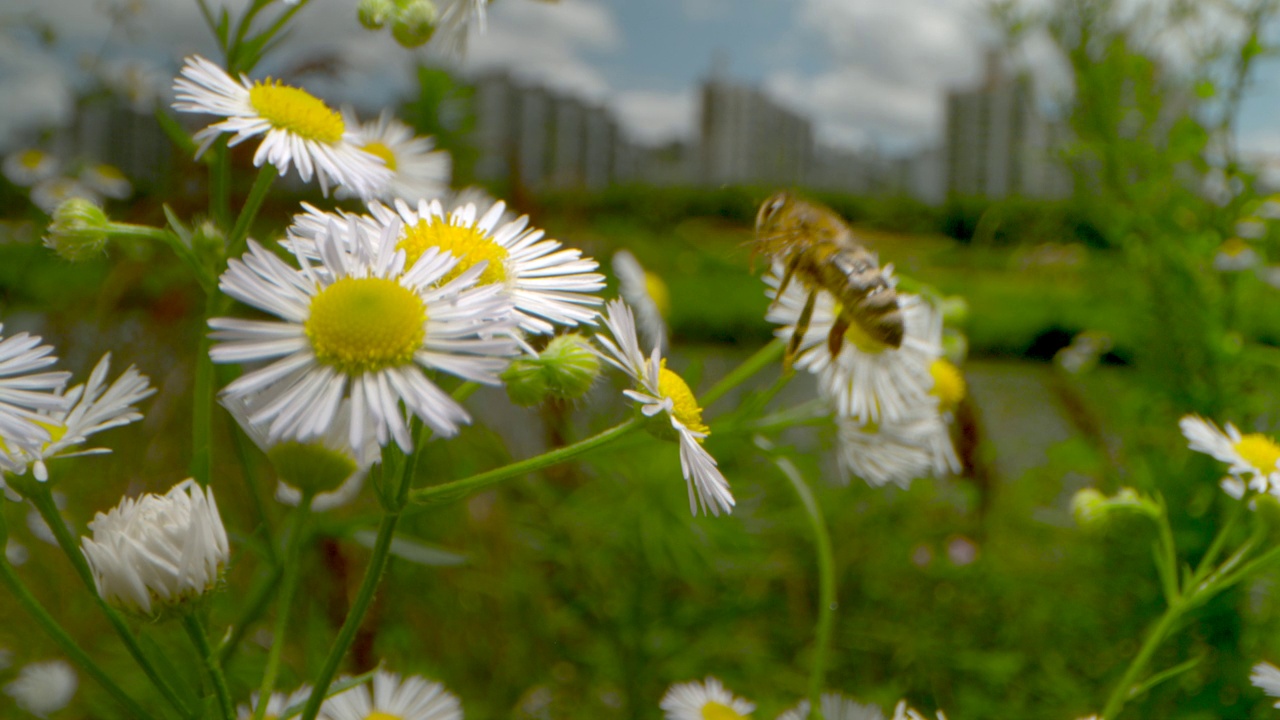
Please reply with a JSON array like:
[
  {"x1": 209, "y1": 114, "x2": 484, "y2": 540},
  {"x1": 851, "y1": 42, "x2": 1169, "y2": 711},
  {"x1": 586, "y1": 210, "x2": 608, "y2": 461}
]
[{"x1": 9, "y1": 0, "x2": 1280, "y2": 718}]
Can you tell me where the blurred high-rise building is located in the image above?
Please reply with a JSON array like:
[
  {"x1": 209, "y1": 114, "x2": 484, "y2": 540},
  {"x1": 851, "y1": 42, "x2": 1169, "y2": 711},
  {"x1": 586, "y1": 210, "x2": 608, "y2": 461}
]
[{"x1": 698, "y1": 74, "x2": 812, "y2": 186}]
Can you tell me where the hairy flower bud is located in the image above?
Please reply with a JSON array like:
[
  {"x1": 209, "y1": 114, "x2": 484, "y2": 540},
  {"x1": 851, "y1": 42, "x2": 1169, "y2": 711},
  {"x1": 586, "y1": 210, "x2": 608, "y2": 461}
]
[
  {"x1": 501, "y1": 355, "x2": 550, "y2": 407},
  {"x1": 81, "y1": 479, "x2": 229, "y2": 615},
  {"x1": 43, "y1": 198, "x2": 109, "y2": 261},
  {"x1": 357, "y1": 0, "x2": 395, "y2": 29},
  {"x1": 1072, "y1": 487, "x2": 1159, "y2": 530},
  {"x1": 391, "y1": 0, "x2": 438, "y2": 47},
  {"x1": 540, "y1": 333, "x2": 601, "y2": 400}
]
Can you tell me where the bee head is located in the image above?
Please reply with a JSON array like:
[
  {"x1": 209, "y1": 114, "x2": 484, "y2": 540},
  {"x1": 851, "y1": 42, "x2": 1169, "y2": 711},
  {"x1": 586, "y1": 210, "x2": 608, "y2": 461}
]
[{"x1": 755, "y1": 191, "x2": 792, "y2": 232}]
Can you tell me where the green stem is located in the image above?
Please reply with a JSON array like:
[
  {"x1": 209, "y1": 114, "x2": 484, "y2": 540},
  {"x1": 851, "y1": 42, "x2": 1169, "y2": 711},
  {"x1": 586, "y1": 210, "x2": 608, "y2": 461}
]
[
  {"x1": 252, "y1": 497, "x2": 313, "y2": 720},
  {"x1": 211, "y1": 144, "x2": 231, "y2": 230},
  {"x1": 1189, "y1": 500, "x2": 1244, "y2": 586},
  {"x1": 0, "y1": 560, "x2": 158, "y2": 720},
  {"x1": 226, "y1": 165, "x2": 277, "y2": 261},
  {"x1": 698, "y1": 338, "x2": 785, "y2": 408},
  {"x1": 192, "y1": 296, "x2": 217, "y2": 488},
  {"x1": 216, "y1": 561, "x2": 283, "y2": 666},
  {"x1": 107, "y1": 222, "x2": 215, "y2": 294},
  {"x1": 767, "y1": 448, "x2": 836, "y2": 719},
  {"x1": 182, "y1": 613, "x2": 235, "y2": 720},
  {"x1": 26, "y1": 485, "x2": 194, "y2": 718},
  {"x1": 1100, "y1": 599, "x2": 1185, "y2": 720},
  {"x1": 298, "y1": 509, "x2": 401, "y2": 720},
  {"x1": 407, "y1": 417, "x2": 643, "y2": 508}
]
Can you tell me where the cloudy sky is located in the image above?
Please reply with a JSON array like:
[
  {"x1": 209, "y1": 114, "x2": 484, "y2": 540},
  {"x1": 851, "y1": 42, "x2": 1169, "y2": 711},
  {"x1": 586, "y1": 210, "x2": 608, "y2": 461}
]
[{"x1": 3, "y1": 0, "x2": 1280, "y2": 156}]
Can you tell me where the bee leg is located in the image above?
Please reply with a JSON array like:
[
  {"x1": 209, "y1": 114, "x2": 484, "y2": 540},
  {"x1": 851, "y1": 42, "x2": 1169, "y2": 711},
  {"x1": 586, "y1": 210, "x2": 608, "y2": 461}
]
[
  {"x1": 828, "y1": 315, "x2": 849, "y2": 358},
  {"x1": 787, "y1": 289, "x2": 818, "y2": 370},
  {"x1": 775, "y1": 256, "x2": 801, "y2": 302}
]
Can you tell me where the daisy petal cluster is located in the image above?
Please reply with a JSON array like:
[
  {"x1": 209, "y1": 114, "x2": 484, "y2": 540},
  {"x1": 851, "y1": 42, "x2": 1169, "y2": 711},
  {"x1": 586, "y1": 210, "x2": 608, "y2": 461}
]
[
  {"x1": 0, "y1": 353, "x2": 154, "y2": 485},
  {"x1": 342, "y1": 108, "x2": 451, "y2": 204},
  {"x1": 1180, "y1": 415, "x2": 1280, "y2": 498},
  {"x1": 765, "y1": 267, "x2": 961, "y2": 488},
  {"x1": 613, "y1": 249, "x2": 670, "y2": 352},
  {"x1": 777, "y1": 692, "x2": 886, "y2": 720},
  {"x1": 1251, "y1": 661, "x2": 1280, "y2": 707},
  {"x1": 172, "y1": 55, "x2": 391, "y2": 198},
  {"x1": 0, "y1": 324, "x2": 71, "y2": 452},
  {"x1": 210, "y1": 213, "x2": 517, "y2": 455},
  {"x1": 4, "y1": 660, "x2": 77, "y2": 718},
  {"x1": 323, "y1": 669, "x2": 462, "y2": 720},
  {"x1": 80, "y1": 479, "x2": 230, "y2": 615},
  {"x1": 891, "y1": 701, "x2": 947, "y2": 720},
  {"x1": 595, "y1": 299, "x2": 734, "y2": 516},
  {"x1": 237, "y1": 685, "x2": 313, "y2": 720},
  {"x1": 660, "y1": 676, "x2": 753, "y2": 720}
]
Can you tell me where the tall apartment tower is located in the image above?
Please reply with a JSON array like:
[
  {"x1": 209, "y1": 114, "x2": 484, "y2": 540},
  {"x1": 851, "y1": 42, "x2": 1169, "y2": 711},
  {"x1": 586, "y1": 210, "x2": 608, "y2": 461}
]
[
  {"x1": 698, "y1": 75, "x2": 812, "y2": 186},
  {"x1": 944, "y1": 51, "x2": 1065, "y2": 199}
]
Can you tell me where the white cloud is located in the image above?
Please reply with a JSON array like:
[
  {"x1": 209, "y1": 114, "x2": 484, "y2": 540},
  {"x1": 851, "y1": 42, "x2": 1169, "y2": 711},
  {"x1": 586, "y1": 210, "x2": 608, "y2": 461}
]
[
  {"x1": 462, "y1": 0, "x2": 622, "y2": 100},
  {"x1": 613, "y1": 88, "x2": 696, "y2": 145}
]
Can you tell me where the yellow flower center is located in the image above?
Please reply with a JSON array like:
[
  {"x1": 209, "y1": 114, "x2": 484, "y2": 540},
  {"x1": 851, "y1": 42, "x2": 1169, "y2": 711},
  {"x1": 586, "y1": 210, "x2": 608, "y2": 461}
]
[
  {"x1": 366, "y1": 713, "x2": 404, "y2": 720},
  {"x1": 19, "y1": 150, "x2": 45, "y2": 169},
  {"x1": 1235, "y1": 433, "x2": 1280, "y2": 473},
  {"x1": 94, "y1": 164, "x2": 126, "y2": 180},
  {"x1": 643, "y1": 270, "x2": 671, "y2": 318},
  {"x1": 929, "y1": 358, "x2": 966, "y2": 411},
  {"x1": 305, "y1": 277, "x2": 425, "y2": 374},
  {"x1": 1220, "y1": 237, "x2": 1251, "y2": 258},
  {"x1": 247, "y1": 80, "x2": 345, "y2": 144},
  {"x1": 657, "y1": 362, "x2": 709, "y2": 436},
  {"x1": 361, "y1": 141, "x2": 398, "y2": 171},
  {"x1": 701, "y1": 701, "x2": 748, "y2": 720},
  {"x1": 398, "y1": 219, "x2": 508, "y2": 285},
  {"x1": 836, "y1": 303, "x2": 889, "y2": 354},
  {"x1": 0, "y1": 419, "x2": 65, "y2": 455}
]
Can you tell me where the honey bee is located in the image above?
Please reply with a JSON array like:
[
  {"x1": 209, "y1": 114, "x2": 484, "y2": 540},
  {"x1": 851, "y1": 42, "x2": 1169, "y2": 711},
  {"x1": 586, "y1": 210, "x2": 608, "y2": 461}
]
[{"x1": 753, "y1": 191, "x2": 904, "y2": 365}]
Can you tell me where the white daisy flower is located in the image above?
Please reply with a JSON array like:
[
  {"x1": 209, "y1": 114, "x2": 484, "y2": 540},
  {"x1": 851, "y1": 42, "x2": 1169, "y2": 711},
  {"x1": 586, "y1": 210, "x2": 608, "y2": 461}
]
[
  {"x1": 172, "y1": 55, "x2": 391, "y2": 198},
  {"x1": 891, "y1": 701, "x2": 946, "y2": 720},
  {"x1": 0, "y1": 353, "x2": 153, "y2": 484},
  {"x1": 342, "y1": 109, "x2": 451, "y2": 204},
  {"x1": 777, "y1": 693, "x2": 885, "y2": 720},
  {"x1": 210, "y1": 214, "x2": 518, "y2": 455},
  {"x1": 5, "y1": 660, "x2": 77, "y2": 718},
  {"x1": 613, "y1": 249, "x2": 670, "y2": 352},
  {"x1": 238, "y1": 685, "x2": 313, "y2": 720},
  {"x1": 835, "y1": 410, "x2": 958, "y2": 489},
  {"x1": 31, "y1": 176, "x2": 100, "y2": 214},
  {"x1": 223, "y1": 392, "x2": 378, "y2": 508},
  {"x1": 1214, "y1": 237, "x2": 1260, "y2": 272},
  {"x1": 594, "y1": 299, "x2": 734, "y2": 516},
  {"x1": 2, "y1": 149, "x2": 59, "y2": 187},
  {"x1": 322, "y1": 669, "x2": 461, "y2": 720},
  {"x1": 78, "y1": 163, "x2": 133, "y2": 200},
  {"x1": 765, "y1": 265, "x2": 937, "y2": 424},
  {"x1": 660, "y1": 676, "x2": 753, "y2": 720},
  {"x1": 430, "y1": 0, "x2": 490, "y2": 53},
  {"x1": 291, "y1": 198, "x2": 604, "y2": 335},
  {"x1": 81, "y1": 479, "x2": 229, "y2": 615},
  {"x1": 1252, "y1": 661, "x2": 1280, "y2": 707},
  {"x1": 0, "y1": 324, "x2": 71, "y2": 452},
  {"x1": 1180, "y1": 415, "x2": 1280, "y2": 498}
]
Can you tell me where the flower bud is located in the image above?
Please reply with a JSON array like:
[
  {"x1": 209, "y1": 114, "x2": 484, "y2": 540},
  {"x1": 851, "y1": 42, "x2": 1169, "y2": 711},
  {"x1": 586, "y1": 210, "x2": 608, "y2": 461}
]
[
  {"x1": 43, "y1": 198, "x2": 109, "y2": 261},
  {"x1": 267, "y1": 441, "x2": 359, "y2": 500},
  {"x1": 540, "y1": 333, "x2": 601, "y2": 400},
  {"x1": 501, "y1": 355, "x2": 550, "y2": 407},
  {"x1": 390, "y1": 0, "x2": 437, "y2": 47},
  {"x1": 1072, "y1": 487, "x2": 1159, "y2": 530},
  {"x1": 192, "y1": 219, "x2": 226, "y2": 265},
  {"x1": 357, "y1": 0, "x2": 395, "y2": 29},
  {"x1": 80, "y1": 479, "x2": 229, "y2": 616}
]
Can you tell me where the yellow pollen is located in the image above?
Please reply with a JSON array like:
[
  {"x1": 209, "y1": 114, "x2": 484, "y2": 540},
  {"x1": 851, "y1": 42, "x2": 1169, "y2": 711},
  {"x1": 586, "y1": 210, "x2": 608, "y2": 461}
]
[
  {"x1": 398, "y1": 219, "x2": 508, "y2": 285},
  {"x1": 19, "y1": 150, "x2": 45, "y2": 169},
  {"x1": 701, "y1": 701, "x2": 748, "y2": 720},
  {"x1": 247, "y1": 79, "x2": 345, "y2": 143},
  {"x1": 657, "y1": 361, "x2": 709, "y2": 436},
  {"x1": 929, "y1": 358, "x2": 966, "y2": 411},
  {"x1": 305, "y1": 277, "x2": 425, "y2": 374},
  {"x1": 366, "y1": 713, "x2": 403, "y2": 720},
  {"x1": 835, "y1": 302, "x2": 889, "y2": 354},
  {"x1": 1235, "y1": 433, "x2": 1280, "y2": 473},
  {"x1": 361, "y1": 141, "x2": 398, "y2": 171},
  {"x1": 644, "y1": 271, "x2": 671, "y2": 318}
]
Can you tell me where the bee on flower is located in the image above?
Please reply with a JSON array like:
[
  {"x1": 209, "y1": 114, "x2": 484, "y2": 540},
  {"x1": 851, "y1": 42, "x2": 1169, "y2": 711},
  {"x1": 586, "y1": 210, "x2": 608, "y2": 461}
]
[{"x1": 594, "y1": 299, "x2": 734, "y2": 516}]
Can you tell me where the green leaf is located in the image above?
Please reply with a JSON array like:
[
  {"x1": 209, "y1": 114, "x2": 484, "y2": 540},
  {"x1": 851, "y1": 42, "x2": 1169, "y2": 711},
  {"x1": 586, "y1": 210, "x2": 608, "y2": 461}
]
[
  {"x1": 351, "y1": 529, "x2": 466, "y2": 567},
  {"x1": 162, "y1": 205, "x2": 193, "y2": 246},
  {"x1": 137, "y1": 631, "x2": 202, "y2": 714}
]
